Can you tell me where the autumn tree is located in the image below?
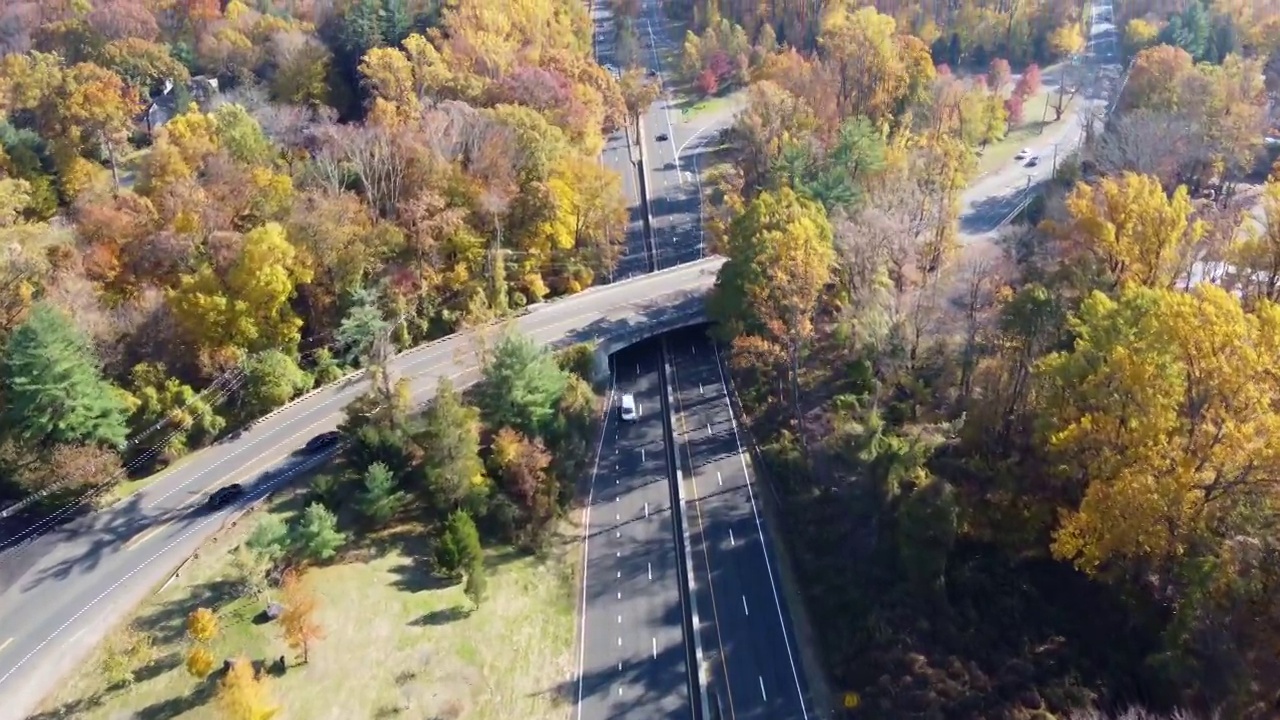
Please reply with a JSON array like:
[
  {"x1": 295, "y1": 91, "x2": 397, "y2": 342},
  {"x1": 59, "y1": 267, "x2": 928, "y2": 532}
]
[
  {"x1": 987, "y1": 57, "x2": 1012, "y2": 94},
  {"x1": 490, "y1": 427, "x2": 559, "y2": 546},
  {"x1": 1037, "y1": 284, "x2": 1280, "y2": 581},
  {"x1": 169, "y1": 222, "x2": 314, "y2": 359},
  {"x1": 217, "y1": 656, "x2": 279, "y2": 720},
  {"x1": 1047, "y1": 23, "x2": 1085, "y2": 58},
  {"x1": 278, "y1": 569, "x2": 324, "y2": 664},
  {"x1": 1014, "y1": 63, "x2": 1041, "y2": 100},
  {"x1": 617, "y1": 68, "x2": 660, "y2": 138},
  {"x1": 1123, "y1": 18, "x2": 1159, "y2": 56},
  {"x1": 1121, "y1": 44, "x2": 1195, "y2": 112},
  {"x1": 186, "y1": 645, "x2": 217, "y2": 680},
  {"x1": 1231, "y1": 179, "x2": 1280, "y2": 303},
  {"x1": 710, "y1": 187, "x2": 834, "y2": 421},
  {"x1": 186, "y1": 607, "x2": 219, "y2": 644},
  {"x1": 1050, "y1": 172, "x2": 1204, "y2": 289}
]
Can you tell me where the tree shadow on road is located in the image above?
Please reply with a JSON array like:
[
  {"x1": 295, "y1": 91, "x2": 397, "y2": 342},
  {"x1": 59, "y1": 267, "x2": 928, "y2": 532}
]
[{"x1": 16, "y1": 494, "x2": 161, "y2": 593}]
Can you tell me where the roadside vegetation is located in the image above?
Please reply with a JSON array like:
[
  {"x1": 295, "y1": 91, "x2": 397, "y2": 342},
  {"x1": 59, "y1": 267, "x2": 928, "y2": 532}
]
[
  {"x1": 35, "y1": 334, "x2": 601, "y2": 719},
  {"x1": 697, "y1": 0, "x2": 1280, "y2": 718},
  {"x1": 0, "y1": 0, "x2": 628, "y2": 522}
]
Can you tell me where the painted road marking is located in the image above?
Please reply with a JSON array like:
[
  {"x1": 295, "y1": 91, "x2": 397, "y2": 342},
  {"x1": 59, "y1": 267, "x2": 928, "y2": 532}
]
[
  {"x1": 759, "y1": 676, "x2": 768, "y2": 701},
  {"x1": 648, "y1": 562, "x2": 652, "y2": 580},
  {"x1": 617, "y1": 637, "x2": 622, "y2": 646},
  {"x1": 652, "y1": 637, "x2": 657, "y2": 658},
  {"x1": 729, "y1": 528, "x2": 735, "y2": 546},
  {"x1": 125, "y1": 522, "x2": 170, "y2": 551},
  {"x1": 644, "y1": 502, "x2": 649, "y2": 518},
  {"x1": 0, "y1": 638, "x2": 11, "y2": 654},
  {"x1": 708, "y1": 424, "x2": 713, "y2": 436},
  {"x1": 742, "y1": 596, "x2": 749, "y2": 616},
  {"x1": 717, "y1": 471, "x2": 722, "y2": 486}
]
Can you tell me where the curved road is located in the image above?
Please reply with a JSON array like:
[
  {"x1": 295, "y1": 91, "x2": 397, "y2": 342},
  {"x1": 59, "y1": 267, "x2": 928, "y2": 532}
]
[{"x1": 0, "y1": 258, "x2": 722, "y2": 720}]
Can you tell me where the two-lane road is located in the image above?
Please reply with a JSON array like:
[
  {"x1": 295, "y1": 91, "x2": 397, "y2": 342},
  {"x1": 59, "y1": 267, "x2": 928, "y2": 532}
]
[
  {"x1": 0, "y1": 259, "x2": 721, "y2": 720},
  {"x1": 667, "y1": 329, "x2": 811, "y2": 720},
  {"x1": 577, "y1": 343, "x2": 692, "y2": 719}
]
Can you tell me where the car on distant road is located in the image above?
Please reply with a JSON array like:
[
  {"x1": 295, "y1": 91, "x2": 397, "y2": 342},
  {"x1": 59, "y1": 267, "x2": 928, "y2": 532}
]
[
  {"x1": 206, "y1": 483, "x2": 245, "y2": 509},
  {"x1": 619, "y1": 393, "x2": 638, "y2": 422},
  {"x1": 301, "y1": 431, "x2": 343, "y2": 454},
  {"x1": 655, "y1": 133, "x2": 668, "y2": 142},
  {"x1": 1014, "y1": 148, "x2": 1031, "y2": 160},
  {"x1": 1026, "y1": 156, "x2": 1040, "y2": 167}
]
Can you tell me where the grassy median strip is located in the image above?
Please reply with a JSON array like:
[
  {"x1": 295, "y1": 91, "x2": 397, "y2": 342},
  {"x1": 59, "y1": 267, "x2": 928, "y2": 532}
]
[{"x1": 33, "y1": 468, "x2": 583, "y2": 720}]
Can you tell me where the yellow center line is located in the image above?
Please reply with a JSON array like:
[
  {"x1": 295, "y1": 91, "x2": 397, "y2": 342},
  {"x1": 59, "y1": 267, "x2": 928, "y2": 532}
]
[
  {"x1": 124, "y1": 522, "x2": 172, "y2": 551},
  {"x1": 125, "y1": 446, "x2": 301, "y2": 551},
  {"x1": 0, "y1": 637, "x2": 12, "y2": 654}
]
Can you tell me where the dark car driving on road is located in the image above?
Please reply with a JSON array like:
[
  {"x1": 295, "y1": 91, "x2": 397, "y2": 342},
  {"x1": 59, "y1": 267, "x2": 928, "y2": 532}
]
[
  {"x1": 301, "y1": 431, "x2": 343, "y2": 454},
  {"x1": 206, "y1": 483, "x2": 245, "y2": 509},
  {"x1": 655, "y1": 133, "x2": 668, "y2": 142}
]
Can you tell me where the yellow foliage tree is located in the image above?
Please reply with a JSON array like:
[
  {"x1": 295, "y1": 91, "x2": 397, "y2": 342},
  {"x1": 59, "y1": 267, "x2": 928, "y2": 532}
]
[
  {"x1": 818, "y1": 6, "x2": 908, "y2": 126},
  {"x1": 1053, "y1": 172, "x2": 1204, "y2": 289},
  {"x1": 186, "y1": 645, "x2": 217, "y2": 679},
  {"x1": 216, "y1": 656, "x2": 279, "y2": 720},
  {"x1": 1122, "y1": 18, "x2": 1159, "y2": 55},
  {"x1": 711, "y1": 187, "x2": 835, "y2": 419},
  {"x1": 1230, "y1": 179, "x2": 1280, "y2": 303},
  {"x1": 186, "y1": 607, "x2": 219, "y2": 643},
  {"x1": 1047, "y1": 23, "x2": 1085, "y2": 57},
  {"x1": 278, "y1": 569, "x2": 324, "y2": 664},
  {"x1": 1037, "y1": 284, "x2": 1280, "y2": 578},
  {"x1": 170, "y1": 222, "x2": 313, "y2": 355}
]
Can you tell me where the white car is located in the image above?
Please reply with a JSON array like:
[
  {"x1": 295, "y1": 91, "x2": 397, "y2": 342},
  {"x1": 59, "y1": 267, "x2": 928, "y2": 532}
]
[
  {"x1": 619, "y1": 393, "x2": 638, "y2": 422},
  {"x1": 1014, "y1": 148, "x2": 1032, "y2": 160}
]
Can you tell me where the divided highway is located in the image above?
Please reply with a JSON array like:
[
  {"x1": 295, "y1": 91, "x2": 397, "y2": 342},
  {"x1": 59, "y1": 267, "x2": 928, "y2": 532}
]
[
  {"x1": 667, "y1": 330, "x2": 811, "y2": 720},
  {"x1": 577, "y1": 344, "x2": 691, "y2": 719}
]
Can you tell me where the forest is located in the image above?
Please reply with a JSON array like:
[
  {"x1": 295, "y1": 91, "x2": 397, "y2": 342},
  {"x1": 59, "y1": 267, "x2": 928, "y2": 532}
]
[
  {"x1": 0, "y1": 0, "x2": 1278, "y2": 717},
  {"x1": 697, "y1": 0, "x2": 1280, "y2": 718},
  {"x1": 0, "y1": 0, "x2": 635, "y2": 511}
]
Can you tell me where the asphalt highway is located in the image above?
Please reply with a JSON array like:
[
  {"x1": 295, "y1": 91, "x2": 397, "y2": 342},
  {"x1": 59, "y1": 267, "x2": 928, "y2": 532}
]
[
  {"x1": 0, "y1": 258, "x2": 721, "y2": 720},
  {"x1": 666, "y1": 329, "x2": 811, "y2": 720},
  {"x1": 636, "y1": 0, "x2": 717, "y2": 271},
  {"x1": 577, "y1": 342, "x2": 692, "y2": 720},
  {"x1": 590, "y1": 0, "x2": 650, "y2": 281}
]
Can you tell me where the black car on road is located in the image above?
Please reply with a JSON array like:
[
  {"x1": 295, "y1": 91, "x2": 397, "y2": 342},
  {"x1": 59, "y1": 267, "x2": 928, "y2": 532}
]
[
  {"x1": 206, "y1": 484, "x2": 245, "y2": 509},
  {"x1": 301, "y1": 431, "x2": 343, "y2": 454}
]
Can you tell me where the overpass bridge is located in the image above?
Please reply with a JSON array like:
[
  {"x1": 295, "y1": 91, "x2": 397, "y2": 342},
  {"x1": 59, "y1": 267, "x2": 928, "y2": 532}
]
[{"x1": 0, "y1": 256, "x2": 725, "y2": 720}]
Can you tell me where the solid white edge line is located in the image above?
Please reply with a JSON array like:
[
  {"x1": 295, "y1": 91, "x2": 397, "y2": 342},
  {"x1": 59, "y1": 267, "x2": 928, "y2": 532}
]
[
  {"x1": 575, "y1": 371, "x2": 617, "y2": 720},
  {"x1": 711, "y1": 342, "x2": 809, "y2": 719}
]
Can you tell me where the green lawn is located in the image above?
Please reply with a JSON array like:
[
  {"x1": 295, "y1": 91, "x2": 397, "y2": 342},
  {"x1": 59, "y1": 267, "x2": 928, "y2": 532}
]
[
  {"x1": 977, "y1": 86, "x2": 1081, "y2": 177},
  {"x1": 34, "y1": 472, "x2": 583, "y2": 720}
]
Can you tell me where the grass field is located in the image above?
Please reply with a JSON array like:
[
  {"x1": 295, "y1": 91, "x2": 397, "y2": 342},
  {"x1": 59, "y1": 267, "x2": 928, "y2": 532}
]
[{"x1": 33, "y1": 471, "x2": 583, "y2": 720}]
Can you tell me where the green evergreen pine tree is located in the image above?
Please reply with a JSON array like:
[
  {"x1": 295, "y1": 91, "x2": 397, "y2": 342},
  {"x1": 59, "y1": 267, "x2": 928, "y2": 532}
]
[{"x1": 1, "y1": 303, "x2": 130, "y2": 449}]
